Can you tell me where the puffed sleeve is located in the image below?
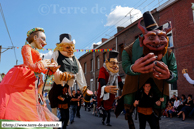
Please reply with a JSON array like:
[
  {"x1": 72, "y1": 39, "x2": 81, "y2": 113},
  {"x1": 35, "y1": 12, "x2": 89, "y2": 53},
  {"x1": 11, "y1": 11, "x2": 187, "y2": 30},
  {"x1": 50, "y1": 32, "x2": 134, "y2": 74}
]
[{"x1": 22, "y1": 45, "x2": 47, "y2": 74}]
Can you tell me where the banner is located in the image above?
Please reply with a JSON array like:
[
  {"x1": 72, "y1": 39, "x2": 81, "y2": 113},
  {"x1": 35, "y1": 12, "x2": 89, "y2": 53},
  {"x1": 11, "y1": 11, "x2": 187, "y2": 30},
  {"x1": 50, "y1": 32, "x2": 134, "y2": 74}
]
[{"x1": 16, "y1": 47, "x2": 112, "y2": 52}]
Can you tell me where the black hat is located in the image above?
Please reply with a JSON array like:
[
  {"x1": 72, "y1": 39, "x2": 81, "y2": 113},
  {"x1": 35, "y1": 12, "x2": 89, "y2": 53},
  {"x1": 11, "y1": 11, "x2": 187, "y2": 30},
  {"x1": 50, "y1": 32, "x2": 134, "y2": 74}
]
[
  {"x1": 143, "y1": 11, "x2": 162, "y2": 31},
  {"x1": 144, "y1": 78, "x2": 154, "y2": 86},
  {"x1": 108, "y1": 50, "x2": 119, "y2": 59},
  {"x1": 57, "y1": 33, "x2": 72, "y2": 44}
]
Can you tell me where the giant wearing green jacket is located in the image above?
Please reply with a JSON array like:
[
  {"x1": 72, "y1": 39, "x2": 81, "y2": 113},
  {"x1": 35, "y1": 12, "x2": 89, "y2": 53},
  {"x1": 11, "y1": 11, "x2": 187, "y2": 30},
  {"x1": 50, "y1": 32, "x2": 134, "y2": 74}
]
[{"x1": 121, "y1": 11, "x2": 178, "y2": 129}]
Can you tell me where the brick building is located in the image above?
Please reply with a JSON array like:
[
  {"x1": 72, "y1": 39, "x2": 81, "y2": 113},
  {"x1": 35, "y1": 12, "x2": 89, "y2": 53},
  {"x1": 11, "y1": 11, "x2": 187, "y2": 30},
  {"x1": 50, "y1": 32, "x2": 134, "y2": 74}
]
[{"x1": 78, "y1": 0, "x2": 194, "y2": 97}]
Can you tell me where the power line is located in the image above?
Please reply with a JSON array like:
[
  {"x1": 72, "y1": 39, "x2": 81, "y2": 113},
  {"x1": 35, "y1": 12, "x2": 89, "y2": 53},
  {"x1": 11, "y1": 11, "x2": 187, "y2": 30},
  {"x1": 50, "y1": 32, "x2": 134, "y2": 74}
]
[
  {"x1": 78, "y1": 0, "x2": 145, "y2": 50},
  {"x1": 75, "y1": 0, "x2": 147, "y2": 57},
  {"x1": 0, "y1": 3, "x2": 18, "y2": 64},
  {"x1": 76, "y1": 0, "x2": 167, "y2": 58}
]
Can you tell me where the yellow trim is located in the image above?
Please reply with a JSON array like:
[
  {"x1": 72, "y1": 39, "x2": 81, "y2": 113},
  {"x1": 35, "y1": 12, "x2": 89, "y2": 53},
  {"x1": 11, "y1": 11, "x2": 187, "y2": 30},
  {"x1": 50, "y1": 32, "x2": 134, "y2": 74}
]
[
  {"x1": 83, "y1": 98, "x2": 90, "y2": 103},
  {"x1": 146, "y1": 23, "x2": 158, "y2": 29}
]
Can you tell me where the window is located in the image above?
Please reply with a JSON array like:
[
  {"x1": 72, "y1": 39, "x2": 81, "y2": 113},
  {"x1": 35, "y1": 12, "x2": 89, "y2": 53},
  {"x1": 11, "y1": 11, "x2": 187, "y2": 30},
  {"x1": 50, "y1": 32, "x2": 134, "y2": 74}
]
[
  {"x1": 96, "y1": 56, "x2": 100, "y2": 69},
  {"x1": 103, "y1": 52, "x2": 107, "y2": 62},
  {"x1": 84, "y1": 62, "x2": 87, "y2": 74},
  {"x1": 91, "y1": 59, "x2": 93, "y2": 71},
  {"x1": 163, "y1": 21, "x2": 174, "y2": 48},
  {"x1": 171, "y1": 81, "x2": 177, "y2": 90}
]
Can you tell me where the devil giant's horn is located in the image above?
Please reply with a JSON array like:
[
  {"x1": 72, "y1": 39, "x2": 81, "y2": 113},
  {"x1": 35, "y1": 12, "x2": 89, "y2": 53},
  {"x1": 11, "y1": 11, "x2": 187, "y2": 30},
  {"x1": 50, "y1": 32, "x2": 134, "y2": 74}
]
[
  {"x1": 138, "y1": 20, "x2": 147, "y2": 34},
  {"x1": 164, "y1": 21, "x2": 172, "y2": 34}
]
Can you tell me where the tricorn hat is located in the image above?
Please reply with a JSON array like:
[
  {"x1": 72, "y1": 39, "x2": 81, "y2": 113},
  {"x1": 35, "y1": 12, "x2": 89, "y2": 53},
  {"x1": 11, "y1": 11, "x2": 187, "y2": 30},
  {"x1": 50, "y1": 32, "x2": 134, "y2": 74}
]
[
  {"x1": 143, "y1": 11, "x2": 162, "y2": 31},
  {"x1": 108, "y1": 50, "x2": 119, "y2": 59},
  {"x1": 57, "y1": 33, "x2": 74, "y2": 45}
]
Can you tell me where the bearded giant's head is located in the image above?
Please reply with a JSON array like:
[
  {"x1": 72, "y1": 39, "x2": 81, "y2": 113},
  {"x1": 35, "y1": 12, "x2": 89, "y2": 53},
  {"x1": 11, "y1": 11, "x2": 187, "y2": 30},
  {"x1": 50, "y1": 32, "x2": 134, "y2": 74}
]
[
  {"x1": 138, "y1": 11, "x2": 172, "y2": 60},
  {"x1": 105, "y1": 50, "x2": 119, "y2": 73},
  {"x1": 54, "y1": 34, "x2": 75, "y2": 58}
]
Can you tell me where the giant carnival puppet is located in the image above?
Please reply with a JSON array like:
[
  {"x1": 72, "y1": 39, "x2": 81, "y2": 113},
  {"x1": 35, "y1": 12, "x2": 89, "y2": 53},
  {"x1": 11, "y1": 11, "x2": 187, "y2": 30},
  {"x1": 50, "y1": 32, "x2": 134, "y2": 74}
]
[
  {"x1": 49, "y1": 33, "x2": 93, "y2": 116},
  {"x1": 97, "y1": 50, "x2": 123, "y2": 126},
  {"x1": 0, "y1": 28, "x2": 59, "y2": 122},
  {"x1": 116, "y1": 11, "x2": 178, "y2": 129}
]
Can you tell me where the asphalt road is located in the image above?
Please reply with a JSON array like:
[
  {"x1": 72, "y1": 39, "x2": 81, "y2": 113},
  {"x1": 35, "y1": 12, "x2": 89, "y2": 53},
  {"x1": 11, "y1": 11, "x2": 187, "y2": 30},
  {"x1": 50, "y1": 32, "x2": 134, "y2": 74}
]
[{"x1": 65, "y1": 107, "x2": 194, "y2": 129}]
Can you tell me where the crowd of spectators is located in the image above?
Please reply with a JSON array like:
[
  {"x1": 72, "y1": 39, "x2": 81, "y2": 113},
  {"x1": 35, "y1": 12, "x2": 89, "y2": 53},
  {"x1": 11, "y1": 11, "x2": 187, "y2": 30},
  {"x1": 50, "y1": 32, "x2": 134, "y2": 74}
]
[{"x1": 163, "y1": 94, "x2": 194, "y2": 121}]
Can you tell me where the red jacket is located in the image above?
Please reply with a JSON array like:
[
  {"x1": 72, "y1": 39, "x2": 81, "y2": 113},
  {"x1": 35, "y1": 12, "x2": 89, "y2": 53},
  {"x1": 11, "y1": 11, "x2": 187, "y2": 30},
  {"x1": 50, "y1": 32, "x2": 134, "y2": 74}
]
[{"x1": 97, "y1": 67, "x2": 121, "y2": 110}]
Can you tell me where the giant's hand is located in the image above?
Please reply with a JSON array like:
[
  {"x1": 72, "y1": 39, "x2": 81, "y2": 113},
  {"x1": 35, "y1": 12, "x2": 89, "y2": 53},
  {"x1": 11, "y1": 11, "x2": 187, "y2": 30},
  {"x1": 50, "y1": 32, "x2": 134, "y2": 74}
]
[
  {"x1": 42, "y1": 59, "x2": 59, "y2": 68},
  {"x1": 104, "y1": 85, "x2": 119, "y2": 94},
  {"x1": 42, "y1": 59, "x2": 51, "y2": 68},
  {"x1": 153, "y1": 61, "x2": 171, "y2": 80},
  {"x1": 48, "y1": 58, "x2": 60, "y2": 73},
  {"x1": 182, "y1": 69, "x2": 188, "y2": 74},
  {"x1": 60, "y1": 72, "x2": 75, "y2": 81},
  {"x1": 131, "y1": 53, "x2": 157, "y2": 74}
]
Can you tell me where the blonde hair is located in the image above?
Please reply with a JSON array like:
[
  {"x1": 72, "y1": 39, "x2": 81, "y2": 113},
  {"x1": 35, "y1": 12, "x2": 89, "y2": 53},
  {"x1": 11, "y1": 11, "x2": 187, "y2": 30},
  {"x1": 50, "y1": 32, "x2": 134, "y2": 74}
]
[{"x1": 54, "y1": 43, "x2": 75, "y2": 51}]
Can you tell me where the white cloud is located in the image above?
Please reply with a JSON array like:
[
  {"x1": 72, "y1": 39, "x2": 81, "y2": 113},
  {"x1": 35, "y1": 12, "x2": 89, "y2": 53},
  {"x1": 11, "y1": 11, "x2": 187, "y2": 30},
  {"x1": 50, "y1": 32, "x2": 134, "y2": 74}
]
[
  {"x1": 40, "y1": 50, "x2": 53, "y2": 60},
  {"x1": 105, "y1": 6, "x2": 142, "y2": 27}
]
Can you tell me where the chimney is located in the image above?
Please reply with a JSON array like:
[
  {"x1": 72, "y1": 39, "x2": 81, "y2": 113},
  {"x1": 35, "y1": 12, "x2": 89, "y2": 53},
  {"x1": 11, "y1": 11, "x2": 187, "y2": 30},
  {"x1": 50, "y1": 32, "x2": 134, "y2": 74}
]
[
  {"x1": 117, "y1": 26, "x2": 125, "y2": 33},
  {"x1": 102, "y1": 38, "x2": 108, "y2": 43},
  {"x1": 93, "y1": 44, "x2": 99, "y2": 49}
]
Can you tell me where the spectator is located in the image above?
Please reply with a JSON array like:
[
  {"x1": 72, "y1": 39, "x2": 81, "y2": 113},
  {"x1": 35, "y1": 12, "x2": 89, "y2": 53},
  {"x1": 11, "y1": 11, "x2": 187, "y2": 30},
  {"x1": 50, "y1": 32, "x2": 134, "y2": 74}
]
[
  {"x1": 85, "y1": 101, "x2": 91, "y2": 112},
  {"x1": 70, "y1": 90, "x2": 80, "y2": 124},
  {"x1": 165, "y1": 102, "x2": 174, "y2": 118},
  {"x1": 169, "y1": 95, "x2": 176, "y2": 105},
  {"x1": 76, "y1": 89, "x2": 82, "y2": 118},
  {"x1": 92, "y1": 91, "x2": 97, "y2": 115},
  {"x1": 58, "y1": 86, "x2": 71, "y2": 129},
  {"x1": 177, "y1": 94, "x2": 186, "y2": 112},
  {"x1": 174, "y1": 96, "x2": 180, "y2": 112},
  {"x1": 177, "y1": 94, "x2": 193, "y2": 121}
]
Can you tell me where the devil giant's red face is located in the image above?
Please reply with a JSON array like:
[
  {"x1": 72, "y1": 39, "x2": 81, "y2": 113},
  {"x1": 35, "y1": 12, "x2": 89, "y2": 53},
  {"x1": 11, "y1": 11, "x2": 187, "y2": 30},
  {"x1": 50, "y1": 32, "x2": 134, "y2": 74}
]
[
  {"x1": 138, "y1": 20, "x2": 171, "y2": 60},
  {"x1": 142, "y1": 30, "x2": 168, "y2": 51}
]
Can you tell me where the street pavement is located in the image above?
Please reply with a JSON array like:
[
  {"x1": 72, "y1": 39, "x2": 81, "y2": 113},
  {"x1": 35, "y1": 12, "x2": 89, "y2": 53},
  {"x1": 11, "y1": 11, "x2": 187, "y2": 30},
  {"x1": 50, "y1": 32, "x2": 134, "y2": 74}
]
[{"x1": 66, "y1": 107, "x2": 194, "y2": 129}]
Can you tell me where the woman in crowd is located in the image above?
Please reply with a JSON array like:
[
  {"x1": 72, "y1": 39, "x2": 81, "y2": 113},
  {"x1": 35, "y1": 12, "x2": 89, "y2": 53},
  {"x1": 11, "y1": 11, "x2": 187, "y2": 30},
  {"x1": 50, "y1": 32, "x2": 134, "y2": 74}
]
[
  {"x1": 177, "y1": 94, "x2": 193, "y2": 121},
  {"x1": 174, "y1": 96, "x2": 180, "y2": 112},
  {"x1": 177, "y1": 94, "x2": 186, "y2": 112}
]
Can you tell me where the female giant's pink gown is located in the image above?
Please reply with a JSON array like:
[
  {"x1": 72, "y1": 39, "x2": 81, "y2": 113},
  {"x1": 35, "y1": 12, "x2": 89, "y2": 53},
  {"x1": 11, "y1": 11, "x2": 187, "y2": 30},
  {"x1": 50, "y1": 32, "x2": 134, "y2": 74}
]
[{"x1": 0, "y1": 44, "x2": 58, "y2": 121}]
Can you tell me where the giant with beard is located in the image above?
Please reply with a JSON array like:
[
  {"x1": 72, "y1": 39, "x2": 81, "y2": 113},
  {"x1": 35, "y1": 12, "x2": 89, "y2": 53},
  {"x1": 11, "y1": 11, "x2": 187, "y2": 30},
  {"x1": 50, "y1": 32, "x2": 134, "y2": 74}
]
[{"x1": 115, "y1": 11, "x2": 178, "y2": 129}]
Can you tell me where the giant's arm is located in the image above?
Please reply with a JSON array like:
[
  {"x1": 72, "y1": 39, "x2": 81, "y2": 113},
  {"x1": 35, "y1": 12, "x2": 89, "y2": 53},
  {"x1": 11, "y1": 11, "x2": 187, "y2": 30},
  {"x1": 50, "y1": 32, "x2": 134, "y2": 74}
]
[
  {"x1": 75, "y1": 58, "x2": 87, "y2": 92},
  {"x1": 183, "y1": 73, "x2": 194, "y2": 84},
  {"x1": 51, "y1": 51, "x2": 63, "y2": 84},
  {"x1": 122, "y1": 50, "x2": 140, "y2": 76},
  {"x1": 166, "y1": 52, "x2": 178, "y2": 83},
  {"x1": 22, "y1": 45, "x2": 47, "y2": 73}
]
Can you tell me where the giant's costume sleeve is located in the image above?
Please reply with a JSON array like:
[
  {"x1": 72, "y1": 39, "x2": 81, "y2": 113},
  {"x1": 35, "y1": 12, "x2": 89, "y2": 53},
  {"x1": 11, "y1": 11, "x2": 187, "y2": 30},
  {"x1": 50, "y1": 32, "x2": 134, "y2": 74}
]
[
  {"x1": 22, "y1": 45, "x2": 47, "y2": 73},
  {"x1": 166, "y1": 51, "x2": 178, "y2": 83},
  {"x1": 122, "y1": 50, "x2": 140, "y2": 76},
  {"x1": 183, "y1": 73, "x2": 194, "y2": 84}
]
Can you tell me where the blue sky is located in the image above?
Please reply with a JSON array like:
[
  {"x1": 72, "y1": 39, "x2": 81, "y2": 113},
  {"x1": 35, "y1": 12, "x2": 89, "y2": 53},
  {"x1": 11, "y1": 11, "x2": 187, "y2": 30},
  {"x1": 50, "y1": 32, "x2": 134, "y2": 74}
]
[{"x1": 0, "y1": 0, "x2": 168, "y2": 73}]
